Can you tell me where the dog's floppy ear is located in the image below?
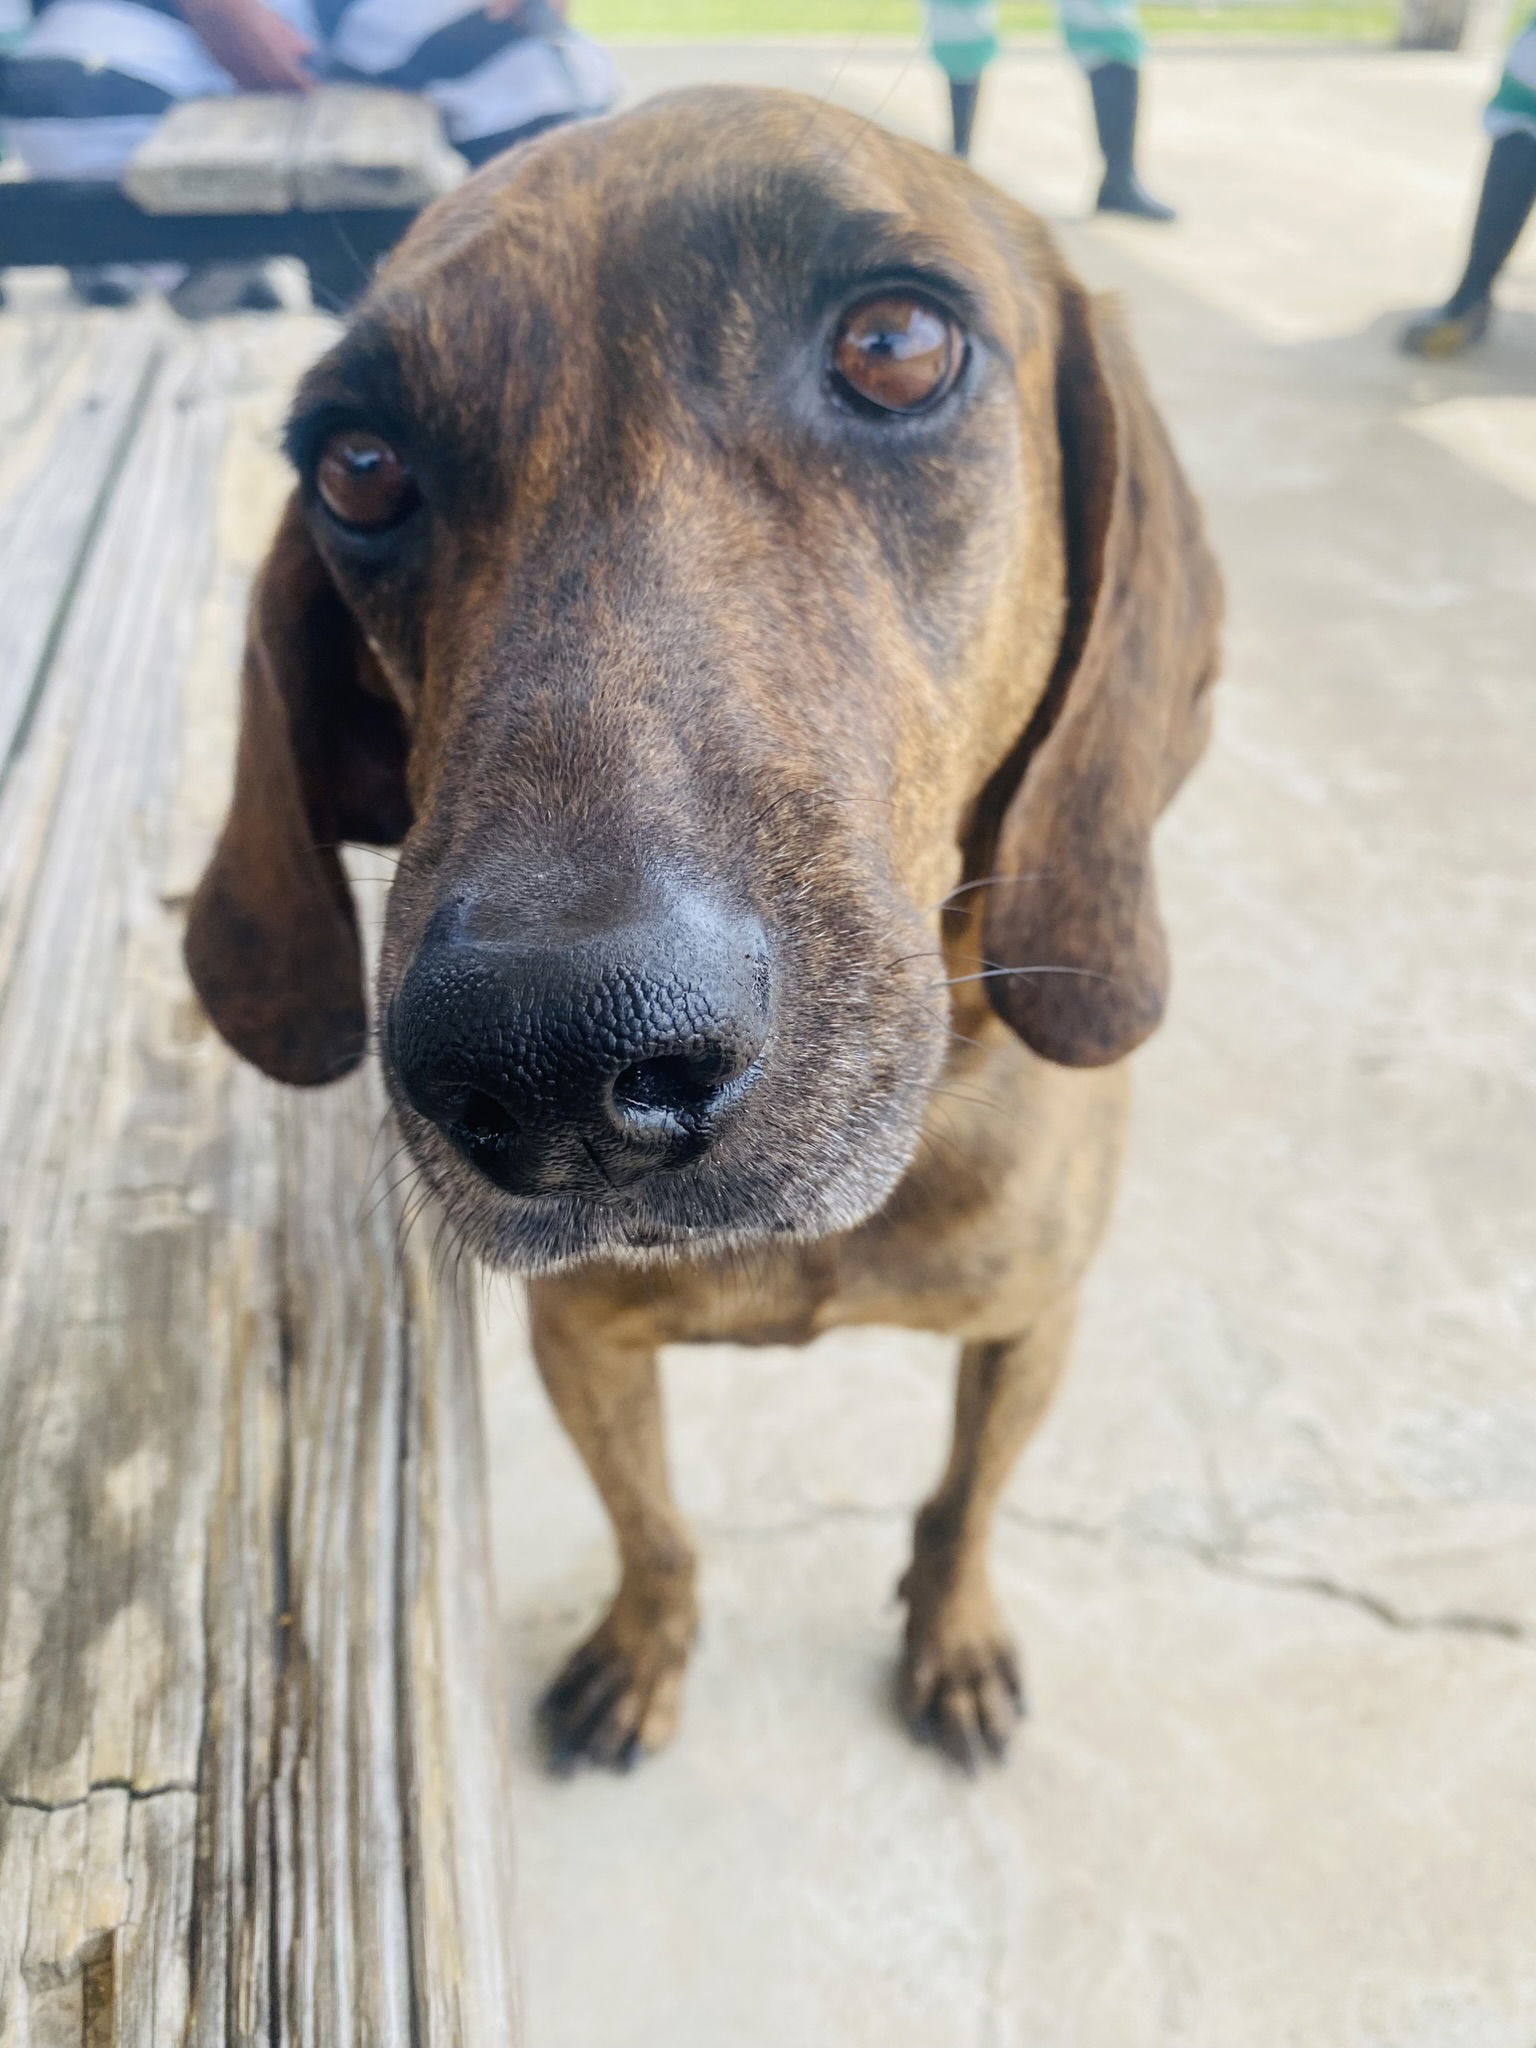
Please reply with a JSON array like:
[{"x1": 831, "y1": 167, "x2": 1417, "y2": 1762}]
[
  {"x1": 184, "y1": 496, "x2": 412, "y2": 1086},
  {"x1": 979, "y1": 277, "x2": 1221, "y2": 1067}
]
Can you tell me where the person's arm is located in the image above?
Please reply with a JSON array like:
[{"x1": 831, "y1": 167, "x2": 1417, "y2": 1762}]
[{"x1": 178, "y1": 0, "x2": 316, "y2": 90}]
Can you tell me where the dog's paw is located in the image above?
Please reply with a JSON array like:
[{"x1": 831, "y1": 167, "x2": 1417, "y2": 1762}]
[
  {"x1": 898, "y1": 1568, "x2": 1026, "y2": 1771},
  {"x1": 900, "y1": 1631, "x2": 1025, "y2": 1770},
  {"x1": 538, "y1": 1593, "x2": 695, "y2": 1774}
]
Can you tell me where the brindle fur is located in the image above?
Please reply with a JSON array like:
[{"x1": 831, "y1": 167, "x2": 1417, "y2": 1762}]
[{"x1": 186, "y1": 87, "x2": 1221, "y2": 1770}]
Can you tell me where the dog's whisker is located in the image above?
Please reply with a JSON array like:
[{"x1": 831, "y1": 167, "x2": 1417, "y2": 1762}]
[
  {"x1": 930, "y1": 965, "x2": 1117, "y2": 990},
  {"x1": 394, "y1": 1177, "x2": 442, "y2": 1266},
  {"x1": 882, "y1": 987, "x2": 990, "y2": 1054},
  {"x1": 910, "y1": 1120, "x2": 976, "y2": 1185},
  {"x1": 359, "y1": 1159, "x2": 424, "y2": 1233},
  {"x1": 925, "y1": 1088, "x2": 1031, "y2": 1132},
  {"x1": 926, "y1": 871, "x2": 1055, "y2": 917},
  {"x1": 310, "y1": 837, "x2": 404, "y2": 866},
  {"x1": 359, "y1": 1105, "x2": 398, "y2": 1181},
  {"x1": 357, "y1": 1133, "x2": 414, "y2": 1206},
  {"x1": 880, "y1": 946, "x2": 949, "y2": 972}
]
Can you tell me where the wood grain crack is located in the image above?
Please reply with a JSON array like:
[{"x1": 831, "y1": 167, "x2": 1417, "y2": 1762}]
[{"x1": 0, "y1": 1779, "x2": 197, "y2": 1815}]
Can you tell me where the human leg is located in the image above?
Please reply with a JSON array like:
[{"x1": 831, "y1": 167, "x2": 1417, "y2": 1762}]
[
  {"x1": 1088, "y1": 57, "x2": 1176, "y2": 221},
  {"x1": 1403, "y1": 19, "x2": 1536, "y2": 356},
  {"x1": 949, "y1": 75, "x2": 981, "y2": 159},
  {"x1": 1057, "y1": 0, "x2": 1175, "y2": 220},
  {"x1": 924, "y1": 1, "x2": 999, "y2": 158}
]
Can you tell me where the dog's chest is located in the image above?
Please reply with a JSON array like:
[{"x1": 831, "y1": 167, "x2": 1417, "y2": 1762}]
[{"x1": 658, "y1": 1051, "x2": 1132, "y2": 1351}]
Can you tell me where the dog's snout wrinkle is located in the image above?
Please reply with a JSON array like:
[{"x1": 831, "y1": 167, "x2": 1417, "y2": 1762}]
[{"x1": 390, "y1": 900, "x2": 770, "y2": 1201}]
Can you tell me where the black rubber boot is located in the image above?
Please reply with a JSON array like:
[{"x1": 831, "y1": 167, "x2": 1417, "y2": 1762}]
[
  {"x1": 1090, "y1": 61, "x2": 1176, "y2": 222},
  {"x1": 949, "y1": 76, "x2": 981, "y2": 160},
  {"x1": 1401, "y1": 131, "x2": 1536, "y2": 357}
]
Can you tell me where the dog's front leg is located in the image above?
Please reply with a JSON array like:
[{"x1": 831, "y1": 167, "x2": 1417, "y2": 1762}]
[
  {"x1": 899, "y1": 1293, "x2": 1078, "y2": 1770},
  {"x1": 528, "y1": 1282, "x2": 698, "y2": 1771}
]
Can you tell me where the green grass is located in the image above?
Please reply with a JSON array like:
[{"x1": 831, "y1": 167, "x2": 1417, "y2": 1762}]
[{"x1": 579, "y1": 0, "x2": 1397, "y2": 38}]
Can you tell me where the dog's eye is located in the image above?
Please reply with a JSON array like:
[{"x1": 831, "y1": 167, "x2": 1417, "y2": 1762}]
[
  {"x1": 831, "y1": 294, "x2": 964, "y2": 415},
  {"x1": 316, "y1": 429, "x2": 417, "y2": 531}
]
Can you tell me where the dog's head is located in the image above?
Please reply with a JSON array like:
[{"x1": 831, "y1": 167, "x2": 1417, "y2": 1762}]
[{"x1": 185, "y1": 87, "x2": 1220, "y2": 1272}]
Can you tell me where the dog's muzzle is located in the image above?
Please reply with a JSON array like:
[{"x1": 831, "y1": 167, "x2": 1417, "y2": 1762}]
[{"x1": 388, "y1": 892, "x2": 772, "y2": 1201}]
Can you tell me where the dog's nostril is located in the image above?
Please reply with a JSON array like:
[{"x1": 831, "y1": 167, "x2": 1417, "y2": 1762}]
[
  {"x1": 458, "y1": 1086, "x2": 518, "y2": 1142},
  {"x1": 612, "y1": 1052, "x2": 727, "y2": 1120}
]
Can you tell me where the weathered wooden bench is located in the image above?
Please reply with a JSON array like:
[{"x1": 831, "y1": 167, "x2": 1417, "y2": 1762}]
[
  {"x1": 0, "y1": 85, "x2": 463, "y2": 306},
  {"x1": 0, "y1": 307, "x2": 519, "y2": 2038}
]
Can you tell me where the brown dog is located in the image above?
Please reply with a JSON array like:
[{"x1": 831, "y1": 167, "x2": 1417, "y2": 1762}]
[{"x1": 185, "y1": 85, "x2": 1220, "y2": 1771}]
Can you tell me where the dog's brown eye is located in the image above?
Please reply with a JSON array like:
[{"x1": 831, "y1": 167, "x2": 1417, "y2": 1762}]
[
  {"x1": 832, "y1": 294, "x2": 963, "y2": 415},
  {"x1": 316, "y1": 429, "x2": 415, "y2": 530}
]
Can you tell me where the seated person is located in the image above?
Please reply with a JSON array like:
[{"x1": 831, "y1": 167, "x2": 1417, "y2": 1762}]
[{"x1": 0, "y1": 0, "x2": 617, "y2": 305}]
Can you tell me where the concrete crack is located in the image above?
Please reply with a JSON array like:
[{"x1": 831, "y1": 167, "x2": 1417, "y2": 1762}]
[
  {"x1": 679, "y1": 1498, "x2": 1531, "y2": 1647},
  {"x1": 1197, "y1": 1557, "x2": 1530, "y2": 1644},
  {"x1": 999, "y1": 1505, "x2": 1533, "y2": 1644},
  {"x1": 702, "y1": 1501, "x2": 908, "y2": 1542},
  {"x1": 998, "y1": 1507, "x2": 1113, "y2": 1545}
]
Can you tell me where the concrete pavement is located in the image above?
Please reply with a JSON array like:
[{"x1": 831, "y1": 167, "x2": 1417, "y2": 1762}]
[{"x1": 482, "y1": 46, "x2": 1536, "y2": 2048}]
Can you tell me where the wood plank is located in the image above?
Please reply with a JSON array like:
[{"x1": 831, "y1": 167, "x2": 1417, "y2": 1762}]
[
  {"x1": 0, "y1": 317, "x2": 519, "y2": 2045},
  {"x1": 0, "y1": 311, "x2": 165, "y2": 777},
  {"x1": 123, "y1": 95, "x2": 305, "y2": 215},
  {"x1": 121, "y1": 87, "x2": 462, "y2": 218},
  {"x1": 293, "y1": 87, "x2": 465, "y2": 211}
]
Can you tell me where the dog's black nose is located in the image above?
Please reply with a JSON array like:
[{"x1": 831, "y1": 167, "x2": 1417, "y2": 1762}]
[{"x1": 389, "y1": 897, "x2": 770, "y2": 1198}]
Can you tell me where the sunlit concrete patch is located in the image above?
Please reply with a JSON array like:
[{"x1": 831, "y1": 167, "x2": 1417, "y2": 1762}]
[
  {"x1": 1403, "y1": 393, "x2": 1536, "y2": 504},
  {"x1": 1067, "y1": 52, "x2": 1507, "y2": 342},
  {"x1": 486, "y1": 1290, "x2": 1536, "y2": 2048},
  {"x1": 483, "y1": 43, "x2": 1536, "y2": 2048}
]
